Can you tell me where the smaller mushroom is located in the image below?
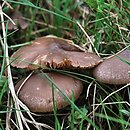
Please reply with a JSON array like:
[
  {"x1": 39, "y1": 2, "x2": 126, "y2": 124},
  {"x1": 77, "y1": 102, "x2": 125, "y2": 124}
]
[
  {"x1": 93, "y1": 49, "x2": 130, "y2": 85},
  {"x1": 11, "y1": 36, "x2": 102, "y2": 70},
  {"x1": 15, "y1": 72, "x2": 83, "y2": 112},
  {"x1": 5, "y1": 10, "x2": 28, "y2": 30}
]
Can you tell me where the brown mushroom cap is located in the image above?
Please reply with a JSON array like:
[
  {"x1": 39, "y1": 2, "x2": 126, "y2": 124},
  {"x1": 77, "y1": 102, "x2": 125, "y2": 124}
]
[
  {"x1": 15, "y1": 72, "x2": 83, "y2": 112},
  {"x1": 0, "y1": 9, "x2": 28, "y2": 30},
  {"x1": 93, "y1": 49, "x2": 130, "y2": 85},
  {"x1": 6, "y1": 10, "x2": 28, "y2": 30},
  {"x1": 11, "y1": 36, "x2": 102, "y2": 70}
]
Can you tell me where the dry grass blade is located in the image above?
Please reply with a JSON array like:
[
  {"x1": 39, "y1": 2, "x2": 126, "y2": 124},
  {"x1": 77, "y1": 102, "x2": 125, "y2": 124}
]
[
  {"x1": 77, "y1": 21, "x2": 100, "y2": 56},
  {"x1": 1, "y1": 3, "x2": 52, "y2": 130},
  {"x1": 86, "y1": 81, "x2": 93, "y2": 99},
  {"x1": 25, "y1": 118, "x2": 54, "y2": 130},
  {"x1": 92, "y1": 101, "x2": 130, "y2": 107},
  {"x1": 92, "y1": 84, "x2": 97, "y2": 130},
  {"x1": 87, "y1": 83, "x2": 130, "y2": 117},
  {"x1": 0, "y1": 4, "x2": 24, "y2": 130},
  {"x1": 6, "y1": 92, "x2": 12, "y2": 130}
]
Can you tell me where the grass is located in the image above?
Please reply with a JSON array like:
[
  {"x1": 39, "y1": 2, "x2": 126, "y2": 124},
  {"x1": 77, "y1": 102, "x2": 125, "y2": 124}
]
[{"x1": 0, "y1": 0, "x2": 130, "y2": 130}]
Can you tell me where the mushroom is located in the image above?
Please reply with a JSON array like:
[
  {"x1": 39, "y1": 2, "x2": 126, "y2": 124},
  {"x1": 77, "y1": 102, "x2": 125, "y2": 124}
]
[
  {"x1": 5, "y1": 10, "x2": 28, "y2": 30},
  {"x1": 93, "y1": 49, "x2": 130, "y2": 85},
  {"x1": 11, "y1": 36, "x2": 102, "y2": 70},
  {"x1": 15, "y1": 72, "x2": 83, "y2": 112}
]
